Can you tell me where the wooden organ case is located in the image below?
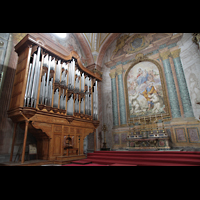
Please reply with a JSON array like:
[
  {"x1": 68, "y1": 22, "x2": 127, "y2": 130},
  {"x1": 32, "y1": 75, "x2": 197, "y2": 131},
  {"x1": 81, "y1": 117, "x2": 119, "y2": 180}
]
[{"x1": 8, "y1": 34, "x2": 101, "y2": 164}]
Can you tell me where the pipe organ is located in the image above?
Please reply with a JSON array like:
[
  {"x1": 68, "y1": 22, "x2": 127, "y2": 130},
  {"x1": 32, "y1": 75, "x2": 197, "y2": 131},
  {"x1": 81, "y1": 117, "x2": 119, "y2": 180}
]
[
  {"x1": 8, "y1": 34, "x2": 102, "y2": 164},
  {"x1": 23, "y1": 46, "x2": 99, "y2": 118}
]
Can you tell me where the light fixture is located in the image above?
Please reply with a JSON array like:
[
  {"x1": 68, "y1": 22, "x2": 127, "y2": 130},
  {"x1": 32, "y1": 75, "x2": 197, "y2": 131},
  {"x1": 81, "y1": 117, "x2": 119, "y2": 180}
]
[{"x1": 53, "y1": 33, "x2": 67, "y2": 38}]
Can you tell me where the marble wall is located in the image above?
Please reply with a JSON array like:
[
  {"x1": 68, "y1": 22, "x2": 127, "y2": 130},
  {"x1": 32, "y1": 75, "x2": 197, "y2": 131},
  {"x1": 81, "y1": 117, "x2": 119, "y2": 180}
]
[
  {"x1": 101, "y1": 64, "x2": 113, "y2": 148},
  {"x1": 101, "y1": 33, "x2": 200, "y2": 150},
  {"x1": 177, "y1": 33, "x2": 200, "y2": 120}
]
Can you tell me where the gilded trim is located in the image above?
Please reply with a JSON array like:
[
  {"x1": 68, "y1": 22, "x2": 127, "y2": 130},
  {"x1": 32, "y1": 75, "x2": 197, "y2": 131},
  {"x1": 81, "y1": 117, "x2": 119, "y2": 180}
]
[
  {"x1": 171, "y1": 49, "x2": 181, "y2": 59},
  {"x1": 160, "y1": 51, "x2": 171, "y2": 60},
  {"x1": 124, "y1": 55, "x2": 171, "y2": 121}
]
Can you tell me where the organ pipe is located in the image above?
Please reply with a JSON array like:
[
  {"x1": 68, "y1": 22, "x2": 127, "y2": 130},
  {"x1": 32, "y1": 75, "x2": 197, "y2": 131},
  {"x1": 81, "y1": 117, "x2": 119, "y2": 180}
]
[
  {"x1": 23, "y1": 47, "x2": 99, "y2": 120},
  {"x1": 24, "y1": 63, "x2": 32, "y2": 106},
  {"x1": 45, "y1": 55, "x2": 51, "y2": 105}
]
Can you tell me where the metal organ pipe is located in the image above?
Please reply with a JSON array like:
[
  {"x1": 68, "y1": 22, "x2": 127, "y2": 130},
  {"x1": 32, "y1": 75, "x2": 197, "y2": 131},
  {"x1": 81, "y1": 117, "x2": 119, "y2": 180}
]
[
  {"x1": 27, "y1": 53, "x2": 37, "y2": 107},
  {"x1": 49, "y1": 78, "x2": 53, "y2": 106},
  {"x1": 67, "y1": 94, "x2": 74, "y2": 115},
  {"x1": 23, "y1": 45, "x2": 99, "y2": 120},
  {"x1": 68, "y1": 62, "x2": 71, "y2": 89},
  {"x1": 55, "y1": 60, "x2": 61, "y2": 83},
  {"x1": 39, "y1": 73, "x2": 46, "y2": 104},
  {"x1": 80, "y1": 98, "x2": 84, "y2": 113},
  {"x1": 89, "y1": 94, "x2": 91, "y2": 115},
  {"x1": 45, "y1": 55, "x2": 51, "y2": 105},
  {"x1": 81, "y1": 73, "x2": 84, "y2": 92},
  {"x1": 24, "y1": 63, "x2": 32, "y2": 106},
  {"x1": 93, "y1": 81, "x2": 98, "y2": 120},
  {"x1": 31, "y1": 47, "x2": 41, "y2": 107},
  {"x1": 75, "y1": 94, "x2": 79, "y2": 113},
  {"x1": 53, "y1": 89, "x2": 59, "y2": 108},
  {"x1": 33, "y1": 61, "x2": 41, "y2": 108},
  {"x1": 72, "y1": 59, "x2": 75, "y2": 89},
  {"x1": 60, "y1": 89, "x2": 64, "y2": 110}
]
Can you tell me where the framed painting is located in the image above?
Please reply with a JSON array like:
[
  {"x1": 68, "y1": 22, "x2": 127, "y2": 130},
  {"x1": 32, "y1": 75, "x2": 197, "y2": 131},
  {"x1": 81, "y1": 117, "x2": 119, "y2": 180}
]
[{"x1": 125, "y1": 57, "x2": 170, "y2": 119}]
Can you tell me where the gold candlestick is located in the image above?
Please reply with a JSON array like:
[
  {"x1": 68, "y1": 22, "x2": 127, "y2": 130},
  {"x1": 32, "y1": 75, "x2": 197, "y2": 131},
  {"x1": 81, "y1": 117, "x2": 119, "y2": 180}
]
[
  {"x1": 128, "y1": 119, "x2": 131, "y2": 135},
  {"x1": 102, "y1": 124, "x2": 107, "y2": 149},
  {"x1": 155, "y1": 115, "x2": 159, "y2": 134},
  {"x1": 150, "y1": 115, "x2": 153, "y2": 134},
  {"x1": 161, "y1": 114, "x2": 165, "y2": 133}
]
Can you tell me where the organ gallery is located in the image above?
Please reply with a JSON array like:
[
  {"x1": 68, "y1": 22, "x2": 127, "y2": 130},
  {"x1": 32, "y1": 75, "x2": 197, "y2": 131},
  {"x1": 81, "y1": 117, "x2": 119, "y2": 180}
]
[{"x1": 0, "y1": 33, "x2": 200, "y2": 166}]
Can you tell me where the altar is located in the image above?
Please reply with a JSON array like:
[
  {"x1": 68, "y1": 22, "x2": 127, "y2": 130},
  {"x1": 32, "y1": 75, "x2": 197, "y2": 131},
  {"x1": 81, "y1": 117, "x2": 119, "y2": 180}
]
[{"x1": 126, "y1": 132, "x2": 170, "y2": 150}]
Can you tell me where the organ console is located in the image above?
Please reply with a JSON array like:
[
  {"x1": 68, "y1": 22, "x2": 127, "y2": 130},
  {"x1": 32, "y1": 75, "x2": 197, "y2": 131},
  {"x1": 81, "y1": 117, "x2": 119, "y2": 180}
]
[{"x1": 8, "y1": 34, "x2": 102, "y2": 164}]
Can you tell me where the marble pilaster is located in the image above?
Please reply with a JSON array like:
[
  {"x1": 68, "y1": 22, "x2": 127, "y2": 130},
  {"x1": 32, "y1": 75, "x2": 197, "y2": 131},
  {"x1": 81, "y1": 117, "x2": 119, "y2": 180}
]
[
  {"x1": 109, "y1": 71, "x2": 119, "y2": 126},
  {"x1": 171, "y1": 49, "x2": 194, "y2": 118},
  {"x1": 160, "y1": 51, "x2": 181, "y2": 118},
  {"x1": 116, "y1": 66, "x2": 126, "y2": 125}
]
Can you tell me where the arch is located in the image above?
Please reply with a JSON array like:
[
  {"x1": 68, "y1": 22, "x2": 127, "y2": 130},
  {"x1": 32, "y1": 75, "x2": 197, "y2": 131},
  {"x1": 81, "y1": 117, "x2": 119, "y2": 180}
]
[
  {"x1": 124, "y1": 56, "x2": 171, "y2": 120},
  {"x1": 96, "y1": 33, "x2": 121, "y2": 67},
  {"x1": 73, "y1": 33, "x2": 94, "y2": 66}
]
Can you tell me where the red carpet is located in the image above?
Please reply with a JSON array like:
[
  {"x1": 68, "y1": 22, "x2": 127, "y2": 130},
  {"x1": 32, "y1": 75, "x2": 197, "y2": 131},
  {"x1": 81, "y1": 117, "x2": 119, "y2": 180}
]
[
  {"x1": 68, "y1": 151, "x2": 200, "y2": 166},
  {"x1": 62, "y1": 163, "x2": 109, "y2": 166}
]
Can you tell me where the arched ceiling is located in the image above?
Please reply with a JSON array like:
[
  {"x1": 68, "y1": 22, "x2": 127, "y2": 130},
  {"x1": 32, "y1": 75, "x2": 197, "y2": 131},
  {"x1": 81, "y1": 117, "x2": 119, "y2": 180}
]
[
  {"x1": 82, "y1": 33, "x2": 121, "y2": 67},
  {"x1": 12, "y1": 33, "x2": 184, "y2": 70},
  {"x1": 82, "y1": 33, "x2": 111, "y2": 65}
]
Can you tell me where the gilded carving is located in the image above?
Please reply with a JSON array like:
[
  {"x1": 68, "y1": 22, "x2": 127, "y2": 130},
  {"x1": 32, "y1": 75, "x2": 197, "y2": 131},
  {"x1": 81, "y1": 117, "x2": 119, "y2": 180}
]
[
  {"x1": 135, "y1": 53, "x2": 145, "y2": 61},
  {"x1": 124, "y1": 34, "x2": 147, "y2": 54},
  {"x1": 192, "y1": 33, "x2": 200, "y2": 46},
  {"x1": 111, "y1": 34, "x2": 152, "y2": 61},
  {"x1": 124, "y1": 57, "x2": 170, "y2": 120},
  {"x1": 116, "y1": 67, "x2": 123, "y2": 75},
  {"x1": 109, "y1": 71, "x2": 116, "y2": 79},
  {"x1": 89, "y1": 68, "x2": 103, "y2": 78},
  {"x1": 159, "y1": 51, "x2": 171, "y2": 60},
  {"x1": 112, "y1": 34, "x2": 130, "y2": 56},
  {"x1": 170, "y1": 49, "x2": 181, "y2": 59}
]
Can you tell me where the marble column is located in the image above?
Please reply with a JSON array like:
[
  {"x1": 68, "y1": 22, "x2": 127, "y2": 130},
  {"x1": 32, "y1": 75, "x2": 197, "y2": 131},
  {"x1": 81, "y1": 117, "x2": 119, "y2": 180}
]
[
  {"x1": 109, "y1": 71, "x2": 119, "y2": 126},
  {"x1": 116, "y1": 67, "x2": 126, "y2": 125},
  {"x1": 171, "y1": 49, "x2": 194, "y2": 118},
  {"x1": 160, "y1": 51, "x2": 181, "y2": 118}
]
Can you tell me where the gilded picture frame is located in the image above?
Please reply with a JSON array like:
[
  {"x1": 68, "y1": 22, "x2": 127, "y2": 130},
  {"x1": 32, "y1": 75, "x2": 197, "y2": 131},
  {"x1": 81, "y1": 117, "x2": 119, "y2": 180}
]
[{"x1": 124, "y1": 54, "x2": 171, "y2": 121}]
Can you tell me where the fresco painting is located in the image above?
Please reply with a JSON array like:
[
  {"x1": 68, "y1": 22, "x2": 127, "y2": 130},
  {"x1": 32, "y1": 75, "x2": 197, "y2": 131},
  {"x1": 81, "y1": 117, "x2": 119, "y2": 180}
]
[{"x1": 127, "y1": 61, "x2": 166, "y2": 117}]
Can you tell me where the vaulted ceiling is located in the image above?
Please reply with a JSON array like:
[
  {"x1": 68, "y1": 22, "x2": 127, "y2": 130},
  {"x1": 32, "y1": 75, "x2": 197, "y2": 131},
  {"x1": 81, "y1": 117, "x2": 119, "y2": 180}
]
[
  {"x1": 81, "y1": 33, "x2": 121, "y2": 67},
  {"x1": 12, "y1": 33, "x2": 182, "y2": 70},
  {"x1": 12, "y1": 33, "x2": 120, "y2": 68}
]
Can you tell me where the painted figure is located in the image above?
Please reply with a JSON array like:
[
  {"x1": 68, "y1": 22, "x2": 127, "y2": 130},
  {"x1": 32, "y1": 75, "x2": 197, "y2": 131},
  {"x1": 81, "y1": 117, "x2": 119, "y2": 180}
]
[
  {"x1": 136, "y1": 68, "x2": 149, "y2": 86},
  {"x1": 127, "y1": 61, "x2": 166, "y2": 116},
  {"x1": 141, "y1": 83, "x2": 157, "y2": 110}
]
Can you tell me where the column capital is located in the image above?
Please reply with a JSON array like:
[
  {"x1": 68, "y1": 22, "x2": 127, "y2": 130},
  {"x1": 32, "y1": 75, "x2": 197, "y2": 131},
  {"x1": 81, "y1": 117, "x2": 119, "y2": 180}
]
[
  {"x1": 160, "y1": 51, "x2": 171, "y2": 60},
  {"x1": 109, "y1": 71, "x2": 116, "y2": 79},
  {"x1": 170, "y1": 49, "x2": 181, "y2": 59},
  {"x1": 116, "y1": 67, "x2": 123, "y2": 75}
]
